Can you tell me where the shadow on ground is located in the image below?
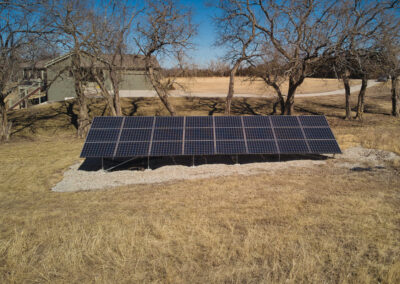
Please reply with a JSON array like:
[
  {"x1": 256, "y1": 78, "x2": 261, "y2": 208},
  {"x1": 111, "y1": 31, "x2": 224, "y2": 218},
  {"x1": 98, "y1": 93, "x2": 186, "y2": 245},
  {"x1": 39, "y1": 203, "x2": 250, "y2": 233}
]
[{"x1": 79, "y1": 154, "x2": 329, "y2": 172}]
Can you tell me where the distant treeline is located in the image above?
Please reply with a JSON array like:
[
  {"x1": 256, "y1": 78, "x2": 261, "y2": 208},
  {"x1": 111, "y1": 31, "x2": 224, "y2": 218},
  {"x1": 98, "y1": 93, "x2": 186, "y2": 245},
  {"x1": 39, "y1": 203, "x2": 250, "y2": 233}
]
[{"x1": 163, "y1": 62, "x2": 383, "y2": 79}]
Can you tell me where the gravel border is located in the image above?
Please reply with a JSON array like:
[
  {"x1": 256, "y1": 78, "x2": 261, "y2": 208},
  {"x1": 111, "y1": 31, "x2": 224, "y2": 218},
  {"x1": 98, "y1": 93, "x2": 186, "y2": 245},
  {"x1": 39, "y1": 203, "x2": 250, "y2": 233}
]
[{"x1": 52, "y1": 147, "x2": 399, "y2": 192}]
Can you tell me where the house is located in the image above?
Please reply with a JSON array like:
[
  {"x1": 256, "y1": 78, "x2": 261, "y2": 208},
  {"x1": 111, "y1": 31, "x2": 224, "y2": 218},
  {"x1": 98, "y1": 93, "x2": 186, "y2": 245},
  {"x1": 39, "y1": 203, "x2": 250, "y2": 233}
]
[{"x1": 14, "y1": 52, "x2": 157, "y2": 108}]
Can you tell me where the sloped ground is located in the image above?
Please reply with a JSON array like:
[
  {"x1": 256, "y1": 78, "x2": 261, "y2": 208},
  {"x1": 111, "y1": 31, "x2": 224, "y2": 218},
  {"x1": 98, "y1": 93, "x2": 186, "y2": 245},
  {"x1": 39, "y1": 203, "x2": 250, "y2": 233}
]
[{"x1": 1, "y1": 84, "x2": 400, "y2": 283}]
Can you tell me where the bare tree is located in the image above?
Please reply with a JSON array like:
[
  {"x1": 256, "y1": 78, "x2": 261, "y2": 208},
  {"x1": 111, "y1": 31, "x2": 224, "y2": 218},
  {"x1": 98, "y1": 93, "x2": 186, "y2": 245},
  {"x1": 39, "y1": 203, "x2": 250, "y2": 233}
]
[
  {"x1": 376, "y1": 8, "x2": 400, "y2": 117},
  {"x1": 47, "y1": 0, "x2": 96, "y2": 138},
  {"x1": 214, "y1": 0, "x2": 259, "y2": 114},
  {"x1": 0, "y1": 1, "x2": 49, "y2": 141},
  {"x1": 89, "y1": 1, "x2": 140, "y2": 116},
  {"x1": 331, "y1": 0, "x2": 398, "y2": 120},
  {"x1": 132, "y1": 0, "x2": 196, "y2": 116},
  {"x1": 221, "y1": 0, "x2": 339, "y2": 115}
]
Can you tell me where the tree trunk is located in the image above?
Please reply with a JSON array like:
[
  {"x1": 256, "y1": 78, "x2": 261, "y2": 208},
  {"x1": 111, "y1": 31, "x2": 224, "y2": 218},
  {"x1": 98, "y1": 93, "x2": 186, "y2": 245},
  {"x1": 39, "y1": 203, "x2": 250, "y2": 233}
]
[
  {"x1": 110, "y1": 70, "x2": 122, "y2": 116},
  {"x1": 283, "y1": 78, "x2": 303, "y2": 115},
  {"x1": 342, "y1": 74, "x2": 352, "y2": 120},
  {"x1": 75, "y1": 79, "x2": 90, "y2": 138},
  {"x1": 0, "y1": 97, "x2": 12, "y2": 141},
  {"x1": 355, "y1": 75, "x2": 368, "y2": 120},
  {"x1": 273, "y1": 90, "x2": 285, "y2": 115},
  {"x1": 283, "y1": 91, "x2": 295, "y2": 115},
  {"x1": 225, "y1": 63, "x2": 240, "y2": 115},
  {"x1": 147, "y1": 65, "x2": 175, "y2": 116},
  {"x1": 391, "y1": 75, "x2": 399, "y2": 117},
  {"x1": 94, "y1": 71, "x2": 117, "y2": 116}
]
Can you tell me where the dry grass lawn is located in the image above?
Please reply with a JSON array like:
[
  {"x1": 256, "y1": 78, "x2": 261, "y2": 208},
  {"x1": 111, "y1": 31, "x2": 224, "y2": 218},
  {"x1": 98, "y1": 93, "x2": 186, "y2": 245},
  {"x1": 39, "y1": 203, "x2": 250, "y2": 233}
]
[
  {"x1": 172, "y1": 77, "x2": 361, "y2": 95},
  {"x1": 1, "y1": 83, "x2": 400, "y2": 283}
]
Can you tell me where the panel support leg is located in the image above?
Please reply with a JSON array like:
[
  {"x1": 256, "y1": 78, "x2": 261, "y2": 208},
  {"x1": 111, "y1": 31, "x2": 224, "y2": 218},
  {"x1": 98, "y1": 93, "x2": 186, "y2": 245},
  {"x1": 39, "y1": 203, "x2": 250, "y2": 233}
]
[
  {"x1": 147, "y1": 156, "x2": 150, "y2": 170},
  {"x1": 236, "y1": 154, "x2": 239, "y2": 165},
  {"x1": 192, "y1": 155, "x2": 195, "y2": 167},
  {"x1": 278, "y1": 154, "x2": 281, "y2": 162},
  {"x1": 101, "y1": 157, "x2": 104, "y2": 171}
]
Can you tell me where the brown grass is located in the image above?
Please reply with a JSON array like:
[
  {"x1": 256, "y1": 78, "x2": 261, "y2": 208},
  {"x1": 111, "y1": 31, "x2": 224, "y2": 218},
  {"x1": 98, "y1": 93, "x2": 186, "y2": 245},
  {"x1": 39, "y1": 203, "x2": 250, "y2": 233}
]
[
  {"x1": 172, "y1": 77, "x2": 361, "y2": 95},
  {"x1": 1, "y1": 81, "x2": 400, "y2": 283}
]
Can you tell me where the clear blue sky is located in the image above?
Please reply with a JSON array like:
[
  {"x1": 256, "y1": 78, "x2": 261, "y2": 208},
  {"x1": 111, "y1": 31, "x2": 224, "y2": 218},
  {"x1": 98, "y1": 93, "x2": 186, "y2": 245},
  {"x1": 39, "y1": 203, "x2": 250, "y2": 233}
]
[
  {"x1": 158, "y1": 0, "x2": 224, "y2": 68},
  {"x1": 182, "y1": 0, "x2": 224, "y2": 67}
]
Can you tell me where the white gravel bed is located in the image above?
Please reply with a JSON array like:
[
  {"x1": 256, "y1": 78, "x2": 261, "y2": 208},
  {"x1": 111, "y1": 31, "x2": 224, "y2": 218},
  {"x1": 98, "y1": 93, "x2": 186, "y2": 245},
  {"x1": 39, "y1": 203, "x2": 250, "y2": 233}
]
[{"x1": 52, "y1": 146, "x2": 399, "y2": 193}]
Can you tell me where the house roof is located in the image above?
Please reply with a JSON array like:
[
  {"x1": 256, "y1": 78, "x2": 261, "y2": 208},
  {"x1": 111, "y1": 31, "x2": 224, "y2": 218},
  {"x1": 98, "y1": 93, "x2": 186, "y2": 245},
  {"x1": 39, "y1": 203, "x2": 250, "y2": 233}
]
[
  {"x1": 20, "y1": 59, "x2": 49, "y2": 69},
  {"x1": 44, "y1": 52, "x2": 159, "y2": 69}
]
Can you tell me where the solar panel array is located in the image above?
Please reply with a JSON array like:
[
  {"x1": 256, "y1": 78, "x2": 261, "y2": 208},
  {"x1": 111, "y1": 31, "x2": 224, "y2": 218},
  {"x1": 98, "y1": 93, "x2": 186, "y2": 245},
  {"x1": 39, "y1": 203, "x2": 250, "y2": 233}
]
[{"x1": 81, "y1": 115, "x2": 341, "y2": 158}]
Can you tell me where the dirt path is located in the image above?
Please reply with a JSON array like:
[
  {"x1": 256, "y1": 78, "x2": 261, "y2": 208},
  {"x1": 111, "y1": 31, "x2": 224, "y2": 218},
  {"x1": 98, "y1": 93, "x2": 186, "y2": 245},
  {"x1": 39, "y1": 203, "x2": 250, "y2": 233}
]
[{"x1": 120, "y1": 80, "x2": 380, "y2": 98}]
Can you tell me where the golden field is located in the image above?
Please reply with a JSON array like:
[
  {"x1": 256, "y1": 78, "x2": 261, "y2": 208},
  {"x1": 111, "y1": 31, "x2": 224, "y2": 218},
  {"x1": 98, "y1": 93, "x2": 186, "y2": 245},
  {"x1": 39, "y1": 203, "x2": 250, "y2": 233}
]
[
  {"x1": 172, "y1": 77, "x2": 361, "y2": 94},
  {"x1": 1, "y1": 83, "x2": 400, "y2": 283}
]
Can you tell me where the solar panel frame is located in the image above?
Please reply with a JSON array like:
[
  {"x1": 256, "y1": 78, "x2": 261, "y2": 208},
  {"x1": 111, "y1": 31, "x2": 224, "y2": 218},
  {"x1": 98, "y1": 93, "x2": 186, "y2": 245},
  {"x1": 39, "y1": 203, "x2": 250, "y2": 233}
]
[{"x1": 81, "y1": 115, "x2": 341, "y2": 158}]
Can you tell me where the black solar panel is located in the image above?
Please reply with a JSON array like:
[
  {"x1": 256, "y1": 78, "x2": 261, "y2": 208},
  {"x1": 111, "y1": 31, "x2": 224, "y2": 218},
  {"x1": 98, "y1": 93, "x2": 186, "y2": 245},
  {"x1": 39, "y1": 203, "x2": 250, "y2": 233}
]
[
  {"x1": 185, "y1": 128, "x2": 214, "y2": 140},
  {"x1": 184, "y1": 141, "x2": 214, "y2": 155},
  {"x1": 91, "y1": 117, "x2": 123, "y2": 129},
  {"x1": 86, "y1": 129, "x2": 120, "y2": 142},
  {"x1": 245, "y1": 128, "x2": 274, "y2": 140},
  {"x1": 80, "y1": 115, "x2": 341, "y2": 158},
  {"x1": 270, "y1": 116, "x2": 300, "y2": 127},
  {"x1": 80, "y1": 142, "x2": 116, "y2": 157},
  {"x1": 153, "y1": 128, "x2": 183, "y2": 141},
  {"x1": 120, "y1": 129, "x2": 152, "y2": 142},
  {"x1": 247, "y1": 140, "x2": 277, "y2": 154},
  {"x1": 151, "y1": 141, "x2": 182, "y2": 156},
  {"x1": 243, "y1": 116, "x2": 271, "y2": 127},
  {"x1": 277, "y1": 140, "x2": 309, "y2": 153},
  {"x1": 216, "y1": 140, "x2": 247, "y2": 154},
  {"x1": 215, "y1": 128, "x2": 244, "y2": 140},
  {"x1": 155, "y1": 116, "x2": 184, "y2": 128},
  {"x1": 303, "y1": 128, "x2": 335, "y2": 139},
  {"x1": 299, "y1": 115, "x2": 329, "y2": 127},
  {"x1": 124, "y1": 116, "x2": 154, "y2": 128},
  {"x1": 308, "y1": 140, "x2": 341, "y2": 153},
  {"x1": 214, "y1": 116, "x2": 242, "y2": 127},
  {"x1": 274, "y1": 128, "x2": 305, "y2": 139},
  {"x1": 186, "y1": 116, "x2": 213, "y2": 127},
  {"x1": 115, "y1": 142, "x2": 149, "y2": 156}
]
